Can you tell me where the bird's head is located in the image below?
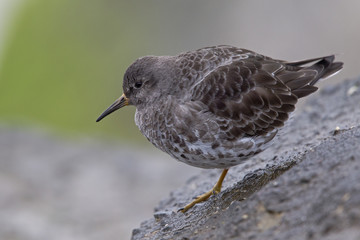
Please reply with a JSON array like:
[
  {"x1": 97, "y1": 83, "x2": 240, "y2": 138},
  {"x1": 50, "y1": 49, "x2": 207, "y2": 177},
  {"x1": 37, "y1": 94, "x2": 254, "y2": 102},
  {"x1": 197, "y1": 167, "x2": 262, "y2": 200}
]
[{"x1": 96, "y1": 56, "x2": 174, "y2": 122}]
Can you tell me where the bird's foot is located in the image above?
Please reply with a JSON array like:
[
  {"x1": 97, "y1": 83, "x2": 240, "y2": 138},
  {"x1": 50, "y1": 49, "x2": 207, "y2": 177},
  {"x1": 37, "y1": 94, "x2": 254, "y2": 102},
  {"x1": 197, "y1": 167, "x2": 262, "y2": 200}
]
[
  {"x1": 179, "y1": 169, "x2": 228, "y2": 213},
  {"x1": 178, "y1": 185, "x2": 220, "y2": 213}
]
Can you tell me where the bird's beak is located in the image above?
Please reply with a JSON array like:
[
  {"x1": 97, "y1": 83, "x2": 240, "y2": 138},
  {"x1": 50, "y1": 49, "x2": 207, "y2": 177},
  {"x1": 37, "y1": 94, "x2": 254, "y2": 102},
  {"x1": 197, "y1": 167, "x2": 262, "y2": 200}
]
[{"x1": 96, "y1": 93, "x2": 129, "y2": 122}]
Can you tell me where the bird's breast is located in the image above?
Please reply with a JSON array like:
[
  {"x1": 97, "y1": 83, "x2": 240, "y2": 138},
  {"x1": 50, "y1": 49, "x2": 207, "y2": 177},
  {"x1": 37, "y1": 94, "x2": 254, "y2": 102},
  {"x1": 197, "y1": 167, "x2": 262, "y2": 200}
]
[{"x1": 134, "y1": 103, "x2": 276, "y2": 169}]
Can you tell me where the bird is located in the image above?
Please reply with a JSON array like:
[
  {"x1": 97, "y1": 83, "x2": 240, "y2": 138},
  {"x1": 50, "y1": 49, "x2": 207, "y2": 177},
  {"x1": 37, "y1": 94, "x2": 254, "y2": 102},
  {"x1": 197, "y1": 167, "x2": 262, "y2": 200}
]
[{"x1": 96, "y1": 45, "x2": 343, "y2": 213}]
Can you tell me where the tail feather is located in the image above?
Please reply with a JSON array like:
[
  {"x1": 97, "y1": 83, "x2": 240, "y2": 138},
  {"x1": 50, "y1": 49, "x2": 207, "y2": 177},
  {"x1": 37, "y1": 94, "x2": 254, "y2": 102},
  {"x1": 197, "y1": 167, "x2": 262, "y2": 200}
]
[
  {"x1": 318, "y1": 61, "x2": 343, "y2": 82},
  {"x1": 279, "y1": 55, "x2": 343, "y2": 99},
  {"x1": 307, "y1": 55, "x2": 343, "y2": 85}
]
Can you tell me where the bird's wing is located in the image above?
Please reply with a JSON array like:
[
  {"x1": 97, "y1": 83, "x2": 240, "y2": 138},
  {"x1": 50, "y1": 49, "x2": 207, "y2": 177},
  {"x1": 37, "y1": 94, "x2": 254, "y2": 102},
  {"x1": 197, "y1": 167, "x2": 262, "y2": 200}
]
[{"x1": 189, "y1": 56, "x2": 305, "y2": 138}]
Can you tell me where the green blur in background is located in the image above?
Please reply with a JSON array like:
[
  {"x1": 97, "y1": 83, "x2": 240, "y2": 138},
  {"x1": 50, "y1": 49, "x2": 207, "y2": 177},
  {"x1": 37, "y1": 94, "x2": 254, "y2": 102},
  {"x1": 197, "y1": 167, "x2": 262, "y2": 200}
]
[
  {"x1": 0, "y1": 0, "x2": 154, "y2": 142},
  {"x1": 1, "y1": 0, "x2": 359, "y2": 143}
]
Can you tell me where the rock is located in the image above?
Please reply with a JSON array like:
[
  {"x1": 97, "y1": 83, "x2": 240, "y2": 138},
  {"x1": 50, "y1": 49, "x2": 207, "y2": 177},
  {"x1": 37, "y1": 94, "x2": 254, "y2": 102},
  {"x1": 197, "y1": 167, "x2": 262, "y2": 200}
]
[{"x1": 131, "y1": 77, "x2": 360, "y2": 240}]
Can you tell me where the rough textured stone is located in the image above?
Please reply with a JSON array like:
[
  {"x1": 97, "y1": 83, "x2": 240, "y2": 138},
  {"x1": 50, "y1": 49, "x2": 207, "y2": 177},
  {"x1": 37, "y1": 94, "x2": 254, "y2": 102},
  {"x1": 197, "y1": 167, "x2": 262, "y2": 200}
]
[{"x1": 131, "y1": 77, "x2": 360, "y2": 240}]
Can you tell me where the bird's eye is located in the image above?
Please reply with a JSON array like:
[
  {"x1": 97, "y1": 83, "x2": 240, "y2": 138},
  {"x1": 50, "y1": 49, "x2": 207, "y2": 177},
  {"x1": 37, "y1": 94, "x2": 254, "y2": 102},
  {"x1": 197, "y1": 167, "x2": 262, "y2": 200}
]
[{"x1": 134, "y1": 81, "x2": 143, "y2": 89}]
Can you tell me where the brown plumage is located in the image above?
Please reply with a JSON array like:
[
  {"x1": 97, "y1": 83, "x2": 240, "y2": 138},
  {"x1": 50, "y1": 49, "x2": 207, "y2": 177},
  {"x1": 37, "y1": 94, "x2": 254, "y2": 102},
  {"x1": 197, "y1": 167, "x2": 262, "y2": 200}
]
[{"x1": 97, "y1": 45, "x2": 343, "y2": 212}]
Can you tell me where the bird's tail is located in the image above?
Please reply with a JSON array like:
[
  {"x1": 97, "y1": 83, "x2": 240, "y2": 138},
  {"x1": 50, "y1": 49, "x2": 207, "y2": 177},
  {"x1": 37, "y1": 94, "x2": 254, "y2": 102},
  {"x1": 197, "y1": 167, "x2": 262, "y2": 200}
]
[{"x1": 279, "y1": 55, "x2": 343, "y2": 98}]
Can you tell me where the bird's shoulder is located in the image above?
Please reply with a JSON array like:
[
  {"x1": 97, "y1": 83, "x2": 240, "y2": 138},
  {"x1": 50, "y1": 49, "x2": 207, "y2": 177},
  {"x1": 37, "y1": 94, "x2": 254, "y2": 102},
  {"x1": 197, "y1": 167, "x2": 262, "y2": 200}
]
[
  {"x1": 176, "y1": 45, "x2": 256, "y2": 72},
  {"x1": 174, "y1": 46, "x2": 256, "y2": 88}
]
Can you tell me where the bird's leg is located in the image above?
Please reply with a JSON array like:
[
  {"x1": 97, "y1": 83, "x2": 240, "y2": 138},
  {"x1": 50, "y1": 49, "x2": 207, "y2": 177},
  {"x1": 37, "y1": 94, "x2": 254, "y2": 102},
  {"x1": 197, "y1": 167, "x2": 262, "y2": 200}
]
[{"x1": 179, "y1": 168, "x2": 229, "y2": 213}]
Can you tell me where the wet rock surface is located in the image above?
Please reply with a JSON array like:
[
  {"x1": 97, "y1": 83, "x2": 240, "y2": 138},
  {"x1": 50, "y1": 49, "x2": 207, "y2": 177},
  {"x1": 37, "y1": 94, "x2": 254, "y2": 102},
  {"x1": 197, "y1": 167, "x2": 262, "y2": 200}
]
[{"x1": 132, "y1": 77, "x2": 360, "y2": 240}]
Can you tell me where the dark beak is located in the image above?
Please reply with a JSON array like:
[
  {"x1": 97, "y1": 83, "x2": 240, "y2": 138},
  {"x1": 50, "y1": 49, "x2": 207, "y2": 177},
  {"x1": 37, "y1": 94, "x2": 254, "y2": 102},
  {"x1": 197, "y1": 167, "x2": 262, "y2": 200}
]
[{"x1": 96, "y1": 93, "x2": 129, "y2": 122}]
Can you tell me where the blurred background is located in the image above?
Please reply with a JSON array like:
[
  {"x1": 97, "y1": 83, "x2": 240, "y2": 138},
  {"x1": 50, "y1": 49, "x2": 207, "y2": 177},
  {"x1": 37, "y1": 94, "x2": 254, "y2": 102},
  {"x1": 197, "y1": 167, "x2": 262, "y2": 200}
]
[{"x1": 0, "y1": 0, "x2": 358, "y2": 239}]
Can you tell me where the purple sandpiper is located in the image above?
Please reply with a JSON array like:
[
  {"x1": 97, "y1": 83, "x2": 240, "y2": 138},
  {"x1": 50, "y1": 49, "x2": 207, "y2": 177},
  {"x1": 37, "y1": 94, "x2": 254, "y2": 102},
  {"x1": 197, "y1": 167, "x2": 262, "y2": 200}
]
[{"x1": 96, "y1": 45, "x2": 343, "y2": 212}]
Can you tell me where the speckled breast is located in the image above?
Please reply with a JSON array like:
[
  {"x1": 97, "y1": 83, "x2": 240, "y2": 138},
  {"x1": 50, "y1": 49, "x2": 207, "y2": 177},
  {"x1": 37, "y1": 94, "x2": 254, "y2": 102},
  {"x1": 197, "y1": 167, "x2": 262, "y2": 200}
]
[{"x1": 134, "y1": 104, "x2": 277, "y2": 169}]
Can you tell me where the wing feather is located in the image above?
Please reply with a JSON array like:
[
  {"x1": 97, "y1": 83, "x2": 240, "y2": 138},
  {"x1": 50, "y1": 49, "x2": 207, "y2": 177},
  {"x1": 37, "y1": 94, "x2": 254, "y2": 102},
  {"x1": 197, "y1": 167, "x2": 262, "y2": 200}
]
[
  {"x1": 181, "y1": 46, "x2": 343, "y2": 140},
  {"x1": 189, "y1": 57, "x2": 298, "y2": 138}
]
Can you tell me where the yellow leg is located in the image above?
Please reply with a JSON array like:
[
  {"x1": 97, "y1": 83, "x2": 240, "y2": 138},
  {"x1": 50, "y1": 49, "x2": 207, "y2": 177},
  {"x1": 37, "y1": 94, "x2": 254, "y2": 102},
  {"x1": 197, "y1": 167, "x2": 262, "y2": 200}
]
[{"x1": 179, "y1": 169, "x2": 229, "y2": 213}]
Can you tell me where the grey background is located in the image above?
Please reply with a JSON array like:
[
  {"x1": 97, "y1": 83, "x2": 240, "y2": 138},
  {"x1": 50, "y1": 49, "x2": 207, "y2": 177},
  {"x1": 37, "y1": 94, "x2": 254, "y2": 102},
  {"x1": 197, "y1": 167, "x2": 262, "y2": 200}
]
[{"x1": 1, "y1": 1, "x2": 359, "y2": 239}]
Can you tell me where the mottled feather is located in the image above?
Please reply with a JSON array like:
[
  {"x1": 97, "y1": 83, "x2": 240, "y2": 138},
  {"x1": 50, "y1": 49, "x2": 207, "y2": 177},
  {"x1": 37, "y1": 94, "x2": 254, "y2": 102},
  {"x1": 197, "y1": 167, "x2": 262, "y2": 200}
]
[{"x1": 121, "y1": 45, "x2": 343, "y2": 168}]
